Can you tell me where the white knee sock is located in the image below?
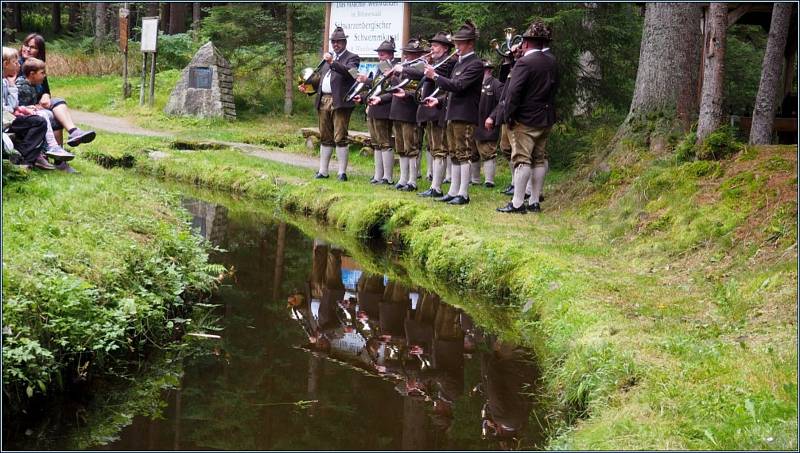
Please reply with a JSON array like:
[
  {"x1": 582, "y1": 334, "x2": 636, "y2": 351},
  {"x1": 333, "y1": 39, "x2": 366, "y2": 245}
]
[
  {"x1": 512, "y1": 165, "x2": 531, "y2": 208},
  {"x1": 426, "y1": 151, "x2": 433, "y2": 178},
  {"x1": 447, "y1": 161, "x2": 461, "y2": 196},
  {"x1": 409, "y1": 157, "x2": 418, "y2": 187},
  {"x1": 336, "y1": 146, "x2": 349, "y2": 175},
  {"x1": 445, "y1": 156, "x2": 452, "y2": 180},
  {"x1": 526, "y1": 170, "x2": 534, "y2": 196},
  {"x1": 382, "y1": 149, "x2": 394, "y2": 182},
  {"x1": 319, "y1": 145, "x2": 334, "y2": 175},
  {"x1": 458, "y1": 163, "x2": 471, "y2": 197},
  {"x1": 373, "y1": 149, "x2": 383, "y2": 181},
  {"x1": 398, "y1": 157, "x2": 409, "y2": 186},
  {"x1": 470, "y1": 161, "x2": 481, "y2": 184},
  {"x1": 531, "y1": 165, "x2": 547, "y2": 204},
  {"x1": 484, "y1": 158, "x2": 496, "y2": 184},
  {"x1": 432, "y1": 157, "x2": 445, "y2": 191}
]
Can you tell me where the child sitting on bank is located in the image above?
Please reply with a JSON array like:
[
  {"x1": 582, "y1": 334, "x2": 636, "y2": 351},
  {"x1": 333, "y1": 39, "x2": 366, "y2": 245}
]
[
  {"x1": 2, "y1": 47, "x2": 55, "y2": 169},
  {"x1": 14, "y1": 57, "x2": 75, "y2": 161}
]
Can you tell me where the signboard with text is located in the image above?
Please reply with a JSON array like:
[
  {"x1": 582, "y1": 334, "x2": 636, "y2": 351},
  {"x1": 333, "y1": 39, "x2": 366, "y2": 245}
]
[
  {"x1": 140, "y1": 17, "x2": 159, "y2": 53},
  {"x1": 328, "y1": 2, "x2": 407, "y2": 59}
]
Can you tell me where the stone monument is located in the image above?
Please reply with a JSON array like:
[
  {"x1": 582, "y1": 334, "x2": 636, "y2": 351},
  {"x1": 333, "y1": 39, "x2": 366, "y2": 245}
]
[{"x1": 165, "y1": 42, "x2": 236, "y2": 119}]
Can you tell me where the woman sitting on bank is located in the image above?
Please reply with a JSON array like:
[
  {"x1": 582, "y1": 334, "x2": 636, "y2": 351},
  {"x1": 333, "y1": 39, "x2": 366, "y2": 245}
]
[{"x1": 18, "y1": 33, "x2": 95, "y2": 147}]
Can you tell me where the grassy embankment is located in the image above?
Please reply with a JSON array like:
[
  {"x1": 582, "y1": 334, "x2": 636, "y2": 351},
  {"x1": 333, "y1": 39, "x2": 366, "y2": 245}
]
[
  {"x1": 45, "y1": 67, "x2": 797, "y2": 448},
  {"x1": 77, "y1": 123, "x2": 797, "y2": 449},
  {"x1": 2, "y1": 161, "x2": 224, "y2": 411}
]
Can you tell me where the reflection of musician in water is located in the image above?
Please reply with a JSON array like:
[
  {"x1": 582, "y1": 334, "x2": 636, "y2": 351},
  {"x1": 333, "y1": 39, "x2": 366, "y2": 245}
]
[{"x1": 480, "y1": 336, "x2": 539, "y2": 450}]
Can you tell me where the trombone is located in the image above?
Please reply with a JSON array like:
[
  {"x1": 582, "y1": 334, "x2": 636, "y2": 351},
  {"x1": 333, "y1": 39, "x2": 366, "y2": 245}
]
[{"x1": 490, "y1": 27, "x2": 523, "y2": 58}]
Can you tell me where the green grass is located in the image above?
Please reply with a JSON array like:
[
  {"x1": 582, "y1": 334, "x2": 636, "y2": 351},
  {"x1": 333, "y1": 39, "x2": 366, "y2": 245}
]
[{"x1": 2, "y1": 160, "x2": 223, "y2": 409}]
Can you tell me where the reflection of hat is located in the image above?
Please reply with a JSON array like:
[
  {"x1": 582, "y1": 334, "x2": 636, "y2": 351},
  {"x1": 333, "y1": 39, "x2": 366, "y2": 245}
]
[
  {"x1": 482, "y1": 59, "x2": 495, "y2": 69},
  {"x1": 375, "y1": 36, "x2": 396, "y2": 52},
  {"x1": 402, "y1": 37, "x2": 429, "y2": 53},
  {"x1": 522, "y1": 20, "x2": 552, "y2": 41},
  {"x1": 429, "y1": 31, "x2": 453, "y2": 47},
  {"x1": 330, "y1": 26, "x2": 348, "y2": 41},
  {"x1": 452, "y1": 19, "x2": 479, "y2": 41}
]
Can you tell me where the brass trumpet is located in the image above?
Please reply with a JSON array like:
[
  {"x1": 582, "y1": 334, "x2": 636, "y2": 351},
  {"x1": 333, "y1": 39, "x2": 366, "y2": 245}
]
[{"x1": 490, "y1": 27, "x2": 523, "y2": 58}]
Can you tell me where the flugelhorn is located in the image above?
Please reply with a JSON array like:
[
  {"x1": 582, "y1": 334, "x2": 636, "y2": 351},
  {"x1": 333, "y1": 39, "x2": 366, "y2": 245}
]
[
  {"x1": 490, "y1": 27, "x2": 523, "y2": 58},
  {"x1": 343, "y1": 71, "x2": 373, "y2": 103},
  {"x1": 414, "y1": 49, "x2": 458, "y2": 105},
  {"x1": 363, "y1": 60, "x2": 396, "y2": 100},
  {"x1": 384, "y1": 50, "x2": 440, "y2": 94}
]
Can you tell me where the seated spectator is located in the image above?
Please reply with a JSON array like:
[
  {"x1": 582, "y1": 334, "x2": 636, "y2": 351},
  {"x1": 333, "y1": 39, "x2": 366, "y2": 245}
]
[
  {"x1": 18, "y1": 33, "x2": 95, "y2": 148},
  {"x1": 6, "y1": 50, "x2": 73, "y2": 163},
  {"x1": 2, "y1": 48, "x2": 53, "y2": 170}
]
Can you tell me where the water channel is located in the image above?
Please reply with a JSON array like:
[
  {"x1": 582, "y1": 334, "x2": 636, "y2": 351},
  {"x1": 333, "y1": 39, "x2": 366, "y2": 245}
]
[{"x1": 5, "y1": 194, "x2": 544, "y2": 451}]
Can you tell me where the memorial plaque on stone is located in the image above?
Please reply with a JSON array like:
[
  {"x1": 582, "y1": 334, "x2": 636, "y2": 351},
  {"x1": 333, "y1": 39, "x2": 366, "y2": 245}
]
[
  {"x1": 164, "y1": 42, "x2": 236, "y2": 119},
  {"x1": 190, "y1": 67, "x2": 212, "y2": 89}
]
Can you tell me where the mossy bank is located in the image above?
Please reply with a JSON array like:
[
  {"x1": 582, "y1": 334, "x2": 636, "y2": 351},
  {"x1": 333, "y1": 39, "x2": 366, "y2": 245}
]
[
  {"x1": 2, "y1": 161, "x2": 224, "y2": 414},
  {"x1": 79, "y1": 129, "x2": 797, "y2": 450}
]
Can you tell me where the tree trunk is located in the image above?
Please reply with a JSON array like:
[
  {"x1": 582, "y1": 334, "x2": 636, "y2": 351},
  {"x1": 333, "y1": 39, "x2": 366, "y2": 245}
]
[
  {"x1": 67, "y1": 2, "x2": 79, "y2": 32},
  {"x1": 627, "y1": 3, "x2": 703, "y2": 128},
  {"x1": 696, "y1": 3, "x2": 728, "y2": 142},
  {"x1": 52, "y1": 3, "x2": 62, "y2": 34},
  {"x1": 284, "y1": 3, "x2": 294, "y2": 116},
  {"x1": 12, "y1": 3, "x2": 22, "y2": 31},
  {"x1": 159, "y1": 3, "x2": 169, "y2": 32},
  {"x1": 146, "y1": 2, "x2": 158, "y2": 17},
  {"x1": 192, "y1": 2, "x2": 201, "y2": 33},
  {"x1": 94, "y1": 2, "x2": 107, "y2": 44},
  {"x1": 750, "y1": 3, "x2": 792, "y2": 145},
  {"x1": 168, "y1": 3, "x2": 187, "y2": 34}
]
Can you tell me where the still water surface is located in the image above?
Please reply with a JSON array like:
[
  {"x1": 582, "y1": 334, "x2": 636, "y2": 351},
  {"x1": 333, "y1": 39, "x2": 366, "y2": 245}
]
[{"x1": 6, "y1": 197, "x2": 542, "y2": 451}]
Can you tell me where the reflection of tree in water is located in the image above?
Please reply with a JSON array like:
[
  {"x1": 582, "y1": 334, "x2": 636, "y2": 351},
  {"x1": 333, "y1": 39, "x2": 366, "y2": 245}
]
[
  {"x1": 287, "y1": 238, "x2": 544, "y2": 450},
  {"x1": 479, "y1": 337, "x2": 542, "y2": 450}
]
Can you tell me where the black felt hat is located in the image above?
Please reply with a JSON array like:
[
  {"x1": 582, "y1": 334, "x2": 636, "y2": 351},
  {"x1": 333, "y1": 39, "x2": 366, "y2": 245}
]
[
  {"x1": 401, "y1": 37, "x2": 429, "y2": 53},
  {"x1": 329, "y1": 26, "x2": 348, "y2": 41},
  {"x1": 429, "y1": 31, "x2": 454, "y2": 47},
  {"x1": 374, "y1": 36, "x2": 396, "y2": 52},
  {"x1": 452, "y1": 20, "x2": 479, "y2": 41}
]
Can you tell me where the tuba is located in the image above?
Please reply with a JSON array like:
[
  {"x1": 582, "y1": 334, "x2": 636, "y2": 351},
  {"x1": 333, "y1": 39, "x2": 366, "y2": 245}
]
[
  {"x1": 296, "y1": 55, "x2": 329, "y2": 96},
  {"x1": 490, "y1": 27, "x2": 523, "y2": 58}
]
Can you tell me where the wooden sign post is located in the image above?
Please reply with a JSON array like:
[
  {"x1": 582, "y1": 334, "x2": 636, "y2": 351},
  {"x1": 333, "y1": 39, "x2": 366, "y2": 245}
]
[
  {"x1": 139, "y1": 16, "x2": 159, "y2": 106},
  {"x1": 119, "y1": 5, "x2": 130, "y2": 98}
]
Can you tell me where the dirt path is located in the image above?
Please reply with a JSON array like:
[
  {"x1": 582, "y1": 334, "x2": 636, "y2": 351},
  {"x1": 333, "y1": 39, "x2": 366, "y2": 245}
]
[{"x1": 71, "y1": 110, "x2": 326, "y2": 171}]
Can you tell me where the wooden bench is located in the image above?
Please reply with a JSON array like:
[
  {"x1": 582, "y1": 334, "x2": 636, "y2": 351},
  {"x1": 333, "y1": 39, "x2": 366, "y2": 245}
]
[
  {"x1": 730, "y1": 115, "x2": 798, "y2": 144},
  {"x1": 301, "y1": 127, "x2": 374, "y2": 150}
]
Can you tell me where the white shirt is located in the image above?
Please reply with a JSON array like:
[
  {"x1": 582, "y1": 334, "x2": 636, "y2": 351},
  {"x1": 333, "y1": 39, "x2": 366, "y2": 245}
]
[
  {"x1": 458, "y1": 51, "x2": 475, "y2": 63},
  {"x1": 523, "y1": 47, "x2": 550, "y2": 57},
  {"x1": 321, "y1": 52, "x2": 340, "y2": 94}
]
